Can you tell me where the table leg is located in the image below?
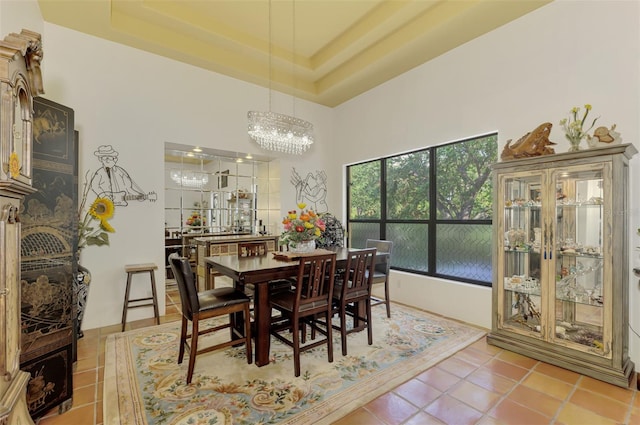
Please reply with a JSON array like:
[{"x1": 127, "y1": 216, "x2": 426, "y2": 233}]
[{"x1": 253, "y1": 281, "x2": 271, "y2": 367}]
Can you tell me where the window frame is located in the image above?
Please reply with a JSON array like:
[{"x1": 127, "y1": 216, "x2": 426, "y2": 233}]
[{"x1": 346, "y1": 133, "x2": 496, "y2": 287}]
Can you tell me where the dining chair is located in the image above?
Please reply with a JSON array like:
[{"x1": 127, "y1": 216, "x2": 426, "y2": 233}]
[
  {"x1": 365, "y1": 239, "x2": 394, "y2": 318},
  {"x1": 237, "y1": 241, "x2": 293, "y2": 299},
  {"x1": 331, "y1": 248, "x2": 377, "y2": 355},
  {"x1": 269, "y1": 252, "x2": 337, "y2": 377},
  {"x1": 168, "y1": 253, "x2": 252, "y2": 384}
]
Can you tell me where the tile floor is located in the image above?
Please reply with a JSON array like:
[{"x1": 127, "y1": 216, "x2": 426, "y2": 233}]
[{"x1": 37, "y1": 284, "x2": 640, "y2": 425}]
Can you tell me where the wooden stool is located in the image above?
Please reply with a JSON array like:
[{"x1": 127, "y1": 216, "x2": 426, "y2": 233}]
[{"x1": 121, "y1": 263, "x2": 159, "y2": 331}]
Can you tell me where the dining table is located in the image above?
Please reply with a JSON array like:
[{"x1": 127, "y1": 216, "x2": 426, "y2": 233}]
[{"x1": 205, "y1": 246, "x2": 389, "y2": 367}]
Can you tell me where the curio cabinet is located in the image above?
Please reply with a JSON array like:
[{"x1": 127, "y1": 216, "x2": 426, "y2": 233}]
[{"x1": 487, "y1": 144, "x2": 637, "y2": 388}]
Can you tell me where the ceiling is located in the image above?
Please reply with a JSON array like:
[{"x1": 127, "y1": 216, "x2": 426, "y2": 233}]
[{"x1": 37, "y1": 0, "x2": 550, "y2": 107}]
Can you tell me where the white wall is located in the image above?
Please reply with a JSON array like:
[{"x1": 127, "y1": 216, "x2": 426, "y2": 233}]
[
  {"x1": 334, "y1": 1, "x2": 640, "y2": 366},
  {"x1": 0, "y1": 0, "x2": 42, "y2": 37}
]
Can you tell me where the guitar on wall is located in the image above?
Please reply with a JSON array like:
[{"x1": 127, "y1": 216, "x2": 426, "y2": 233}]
[{"x1": 112, "y1": 191, "x2": 157, "y2": 206}]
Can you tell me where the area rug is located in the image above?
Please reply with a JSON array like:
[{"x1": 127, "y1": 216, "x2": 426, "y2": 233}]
[{"x1": 104, "y1": 304, "x2": 485, "y2": 425}]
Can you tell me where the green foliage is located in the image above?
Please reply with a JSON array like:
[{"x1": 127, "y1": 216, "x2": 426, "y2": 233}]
[
  {"x1": 349, "y1": 161, "x2": 381, "y2": 219},
  {"x1": 386, "y1": 152, "x2": 430, "y2": 219},
  {"x1": 436, "y1": 135, "x2": 496, "y2": 219},
  {"x1": 348, "y1": 135, "x2": 496, "y2": 223}
]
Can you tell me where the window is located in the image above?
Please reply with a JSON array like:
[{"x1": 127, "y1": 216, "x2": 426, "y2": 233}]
[{"x1": 347, "y1": 134, "x2": 497, "y2": 286}]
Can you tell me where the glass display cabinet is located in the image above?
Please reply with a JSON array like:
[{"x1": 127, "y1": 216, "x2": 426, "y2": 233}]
[{"x1": 487, "y1": 143, "x2": 637, "y2": 388}]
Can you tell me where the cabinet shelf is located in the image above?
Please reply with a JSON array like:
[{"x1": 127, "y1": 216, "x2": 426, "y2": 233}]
[
  {"x1": 557, "y1": 251, "x2": 603, "y2": 259},
  {"x1": 488, "y1": 143, "x2": 637, "y2": 388}
]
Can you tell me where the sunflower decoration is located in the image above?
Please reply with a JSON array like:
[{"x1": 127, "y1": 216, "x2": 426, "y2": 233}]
[
  {"x1": 9, "y1": 151, "x2": 20, "y2": 178},
  {"x1": 78, "y1": 174, "x2": 116, "y2": 252}
]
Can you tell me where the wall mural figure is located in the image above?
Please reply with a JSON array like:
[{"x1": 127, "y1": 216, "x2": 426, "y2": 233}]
[
  {"x1": 290, "y1": 167, "x2": 345, "y2": 248},
  {"x1": 290, "y1": 167, "x2": 328, "y2": 213},
  {"x1": 90, "y1": 145, "x2": 156, "y2": 206}
]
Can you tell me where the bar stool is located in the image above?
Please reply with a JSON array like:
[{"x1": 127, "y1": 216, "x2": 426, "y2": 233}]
[{"x1": 121, "y1": 263, "x2": 159, "y2": 331}]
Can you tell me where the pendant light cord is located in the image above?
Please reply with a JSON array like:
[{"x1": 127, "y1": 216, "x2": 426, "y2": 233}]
[
  {"x1": 268, "y1": 0, "x2": 273, "y2": 113},
  {"x1": 292, "y1": 0, "x2": 297, "y2": 119}
]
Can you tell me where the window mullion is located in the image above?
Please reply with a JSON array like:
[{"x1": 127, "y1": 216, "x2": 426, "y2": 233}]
[{"x1": 428, "y1": 148, "x2": 436, "y2": 273}]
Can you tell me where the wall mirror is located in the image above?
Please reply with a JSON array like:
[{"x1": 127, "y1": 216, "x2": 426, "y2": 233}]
[{"x1": 164, "y1": 142, "x2": 280, "y2": 238}]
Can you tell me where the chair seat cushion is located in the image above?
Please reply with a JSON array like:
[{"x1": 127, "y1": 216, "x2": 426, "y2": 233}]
[
  {"x1": 270, "y1": 291, "x2": 329, "y2": 313},
  {"x1": 198, "y1": 287, "x2": 250, "y2": 311},
  {"x1": 333, "y1": 281, "x2": 369, "y2": 301}
]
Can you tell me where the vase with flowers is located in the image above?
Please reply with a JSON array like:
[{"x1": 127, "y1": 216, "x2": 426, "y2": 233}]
[
  {"x1": 560, "y1": 104, "x2": 599, "y2": 152},
  {"x1": 280, "y1": 203, "x2": 326, "y2": 253},
  {"x1": 76, "y1": 177, "x2": 116, "y2": 336}
]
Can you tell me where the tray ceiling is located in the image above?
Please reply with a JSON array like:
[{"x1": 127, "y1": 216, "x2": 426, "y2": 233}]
[{"x1": 38, "y1": 0, "x2": 550, "y2": 107}]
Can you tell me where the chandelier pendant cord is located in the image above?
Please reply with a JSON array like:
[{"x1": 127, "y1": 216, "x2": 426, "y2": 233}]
[
  {"x1": 247, "y1": 0, "x2": 314, "y2": 154},
  {"x1": 268, "y1": 0, "x2": 273, "y2": 113},
  {"x1": 292, "y1": 0, "x2": 296, "y2": 119}
]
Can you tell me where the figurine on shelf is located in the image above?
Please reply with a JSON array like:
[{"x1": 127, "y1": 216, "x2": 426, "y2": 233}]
[
  {"x1": 586, "y1": 124, "x2": 622, "y2": 148},
  {"x1": 500, "y1": 122, "x2": 557, "y2": 161}
]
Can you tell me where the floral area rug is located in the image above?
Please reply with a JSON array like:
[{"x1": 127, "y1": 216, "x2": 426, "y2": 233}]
[{"x1": 104, "y1": 304, "x2": 485, "y2": 425}]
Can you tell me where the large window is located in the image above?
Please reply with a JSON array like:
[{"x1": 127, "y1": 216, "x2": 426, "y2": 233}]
[{"x1": 347, "y1": 134, "x2": 497, "y2": 286}]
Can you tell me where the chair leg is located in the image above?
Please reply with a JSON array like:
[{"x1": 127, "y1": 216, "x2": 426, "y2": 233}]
[
  {"x1": 178, "y1": 316, "x2": 188, "y2": 364},
  {"x1": 326, "y1": 310, "x2": 333, "y2": 364},
  {"x1": 366, "y1": 300, "x2": 373, "y2": 346},
  {"x1": 292, "y1": 319, "x2": 301, "y2": 377},
  {"x1": 121, "y1": 273, "x2": 133, "y2": 332},
  {"x1": 244, "y1": 304, "x2": 253, "y2": 364},
  {"x1": 186, "y1": 317, "x2": 199, "y2": 384},
  {"x1": 340, "y1": 306, "x2": 348, "y2": 356},
  {"x1": 384, "y1": 279, "x2": 391, "y2": 318}
]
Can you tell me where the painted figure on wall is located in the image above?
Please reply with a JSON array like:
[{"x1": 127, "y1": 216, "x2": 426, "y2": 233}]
[
  {"x1": 90, "y1": 145, "x2": 154, "y2": 206},
  {"x1": 291, "y1": 168, "x2": 328, "y2": 213}
]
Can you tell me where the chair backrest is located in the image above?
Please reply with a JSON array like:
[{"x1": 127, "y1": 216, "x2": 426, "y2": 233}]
[
  {"x1": 365, "y1": 239, "x2": 393, "y2": 274},
  {"x1": 168, "y1": 253, "x2": 198, "y2": 320},
  {"x1": 238, "y1": 241, "x2": 267, "y2": 257},
  {"x1": 293, "y1": 253, "x2": 337, "y2": 312},
  {"x1": 339, "y1": 248, "x2": 377, "y2": 300}
]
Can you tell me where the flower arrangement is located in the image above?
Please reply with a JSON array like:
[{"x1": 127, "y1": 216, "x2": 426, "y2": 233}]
[
  {"x1": 78, "y1": 178, "x2": 115, "y2": 252},
  {"x1": 560, "y1": 104, "x2": 599, "y2": 151},
  {"x1": 186, "y1": 211, "x2": 205, "y2": 227},
  {"x1": 280, "y1": 203, "x2": 326, "y2": 248}
]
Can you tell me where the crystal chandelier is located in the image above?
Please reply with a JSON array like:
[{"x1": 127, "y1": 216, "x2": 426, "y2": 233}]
[
  {"x1": 170, "y1": 170, "x2": 209, "y2": 188},
  {"x1": 248, "y1": 0, "x2": 314, "y2": 155},
  {"x1": 247, "y1": 111, "x2": 314, "y2": 154}
]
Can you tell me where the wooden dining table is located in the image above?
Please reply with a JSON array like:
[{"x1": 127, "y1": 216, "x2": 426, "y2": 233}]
[{"x1": 205, "y1": 246, "x2": 388, "y2": 367}]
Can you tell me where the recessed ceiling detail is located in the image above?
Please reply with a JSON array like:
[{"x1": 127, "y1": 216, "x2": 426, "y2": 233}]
[{"x1": 38, "y1": 0, "x2": 550, "y2": 107}]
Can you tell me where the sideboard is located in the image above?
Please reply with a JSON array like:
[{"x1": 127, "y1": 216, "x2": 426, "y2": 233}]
[{"x1": 195, "y1": 234, "x2": 279, "y2": 290}]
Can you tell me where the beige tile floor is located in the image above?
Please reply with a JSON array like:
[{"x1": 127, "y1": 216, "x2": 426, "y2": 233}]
[{"x1": 37, "y1": 284, "x2": 640, "y2": 424}]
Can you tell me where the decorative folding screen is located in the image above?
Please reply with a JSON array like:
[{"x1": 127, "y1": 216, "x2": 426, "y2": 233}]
[{"x1": 19, "y1": 97, "x2": 77, "y2": 419}]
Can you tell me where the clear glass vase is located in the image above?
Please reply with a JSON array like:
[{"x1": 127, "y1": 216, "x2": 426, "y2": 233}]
[{"x1": 566, "y1": 135, "x2": 583, "y2": 152}]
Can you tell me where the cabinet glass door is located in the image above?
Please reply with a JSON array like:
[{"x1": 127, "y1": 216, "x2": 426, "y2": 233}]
[
  {"x1": 499, "y1": 172, "x2": 545, "y2": 338},
  {"x1": 551, "y1": 165, "x2": 609, "y2": 357}
]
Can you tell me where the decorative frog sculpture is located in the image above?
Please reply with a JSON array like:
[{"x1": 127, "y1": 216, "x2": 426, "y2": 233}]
[{"x1": 500, "y1": 122, "x2": 557, "y2": 161}]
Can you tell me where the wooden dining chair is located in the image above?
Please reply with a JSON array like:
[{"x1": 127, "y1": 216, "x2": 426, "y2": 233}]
[
  {"x1": 237, "y1": 241, "x2": 292, "y2": 299},
  {"x1": 331, "y1": 248, "x2": 377, "y2": 355},
  {"x1": 365, "y1": 239, "x2": 394, "y2": 318},
  {"x1": 168, "y1": 253, "x2": 252, "y2": 384},
  {"x1": 269, "y1": 252, "x2": 337, "y2": 376}
]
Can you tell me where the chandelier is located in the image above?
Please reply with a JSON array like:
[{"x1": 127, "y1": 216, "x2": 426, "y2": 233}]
[
  {"x1": 248, "y1": 0, "x2": 314, "y2": 155},
  {"x1": 170, "y1": 170, "x2": 209, "y2": 188},
  {"x1": 247, "y1": 111, "x2": 314, "y2": 154}
]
